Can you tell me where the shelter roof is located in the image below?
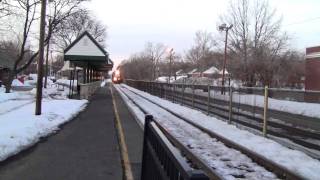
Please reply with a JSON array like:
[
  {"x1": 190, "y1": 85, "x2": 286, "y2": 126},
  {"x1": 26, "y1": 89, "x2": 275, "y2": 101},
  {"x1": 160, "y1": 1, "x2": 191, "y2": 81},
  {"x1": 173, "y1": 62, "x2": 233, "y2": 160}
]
[{"x1": 63, "y1": 31, "x2": 113, "y2": 71}]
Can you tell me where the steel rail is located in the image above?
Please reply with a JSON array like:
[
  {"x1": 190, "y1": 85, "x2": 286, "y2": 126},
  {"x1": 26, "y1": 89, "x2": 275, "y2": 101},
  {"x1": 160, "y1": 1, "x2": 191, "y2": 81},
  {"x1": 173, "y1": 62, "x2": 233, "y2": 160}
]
[
  {"x1": 165, "y1": 89, "x2": 320, "y2": 152},
  {"x1": 116, "y1": 85, "x2": 223, "y2": 180},
  {"x1": 120, "y1": 84, "x2": 305, "y2": 180}
]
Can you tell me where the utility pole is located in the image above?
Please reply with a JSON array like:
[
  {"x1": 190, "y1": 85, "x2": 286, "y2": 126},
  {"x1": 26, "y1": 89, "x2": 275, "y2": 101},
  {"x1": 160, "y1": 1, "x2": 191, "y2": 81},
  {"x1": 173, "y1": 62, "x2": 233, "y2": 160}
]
[
  {"x1": 218, "y1": 23, "x2": 233, "y2": 94},
  {"x1": 35, "y1": 0, "x2": 47, "y2": 115},
  {"x1": 44, "y1": 18, "x2": 51, "y2": 88}
]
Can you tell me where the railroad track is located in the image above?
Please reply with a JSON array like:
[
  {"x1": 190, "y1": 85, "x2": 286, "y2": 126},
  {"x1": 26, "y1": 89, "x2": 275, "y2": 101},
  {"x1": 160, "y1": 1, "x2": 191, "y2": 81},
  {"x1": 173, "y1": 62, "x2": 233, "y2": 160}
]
[
  {"x1": 135, "y1": 82, "x2": 320, "y2": 155},
  {"x1": 161, "y1": 88, "x2": 320, "y2": 153},
  {"x1": 116, "y1": 84, "x2": 304, "y2": 180}
]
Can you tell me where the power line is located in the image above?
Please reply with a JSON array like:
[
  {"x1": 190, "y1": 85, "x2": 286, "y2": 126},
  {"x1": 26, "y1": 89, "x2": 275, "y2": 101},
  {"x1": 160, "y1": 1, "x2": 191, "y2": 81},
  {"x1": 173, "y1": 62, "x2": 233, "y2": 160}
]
[{"x1": 284, "y1": 16, "x2": 320, "y2": 26}]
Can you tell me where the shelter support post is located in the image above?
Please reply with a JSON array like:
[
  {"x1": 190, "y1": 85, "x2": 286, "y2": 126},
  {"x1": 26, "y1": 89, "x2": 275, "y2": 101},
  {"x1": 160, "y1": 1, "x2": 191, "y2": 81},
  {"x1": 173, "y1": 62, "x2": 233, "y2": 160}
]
[
  {"x1": 83, "y1": 67, "x2": 86, "y2": 83},
  {"x1": 86, "y1": 66, "x2": 90, "y2": 83}
]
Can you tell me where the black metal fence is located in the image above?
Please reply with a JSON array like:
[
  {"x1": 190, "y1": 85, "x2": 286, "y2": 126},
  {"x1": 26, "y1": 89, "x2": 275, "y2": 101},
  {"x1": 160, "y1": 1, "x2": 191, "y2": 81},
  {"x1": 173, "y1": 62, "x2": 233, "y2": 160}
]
[
  {"x1": 126, "y1": 80, "x2": 320, "y2": 155},
  {"x1": 141, "y1": 115, "x2": 209, "y2": 180}
]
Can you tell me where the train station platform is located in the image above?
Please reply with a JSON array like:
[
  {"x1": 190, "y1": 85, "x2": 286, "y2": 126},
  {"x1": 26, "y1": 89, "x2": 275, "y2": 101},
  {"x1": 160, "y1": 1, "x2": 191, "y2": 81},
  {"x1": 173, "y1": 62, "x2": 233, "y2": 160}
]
[{"x1": 0, "y1": 84, "x2": 143, "y2": 180}]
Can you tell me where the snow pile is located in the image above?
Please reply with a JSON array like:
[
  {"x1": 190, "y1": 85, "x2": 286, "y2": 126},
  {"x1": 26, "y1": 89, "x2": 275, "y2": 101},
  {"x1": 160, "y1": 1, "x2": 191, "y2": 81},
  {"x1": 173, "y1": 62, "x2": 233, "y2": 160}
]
[
  {"x1": 11, "y1": 79, "x2": 24, "y2": 86},
  {"x1": 24, "y1": 80, "x2": 37, "y2": 86},
  {"x1": 118, "y1": 86, "x2": 276, "y2": 179},
  {"x1": 177, "y1": 85, "x2": 320, "y2": 118},
  {"x1": 0, "y1": 87, "x2": 33, "y2": 103},
  {"x1": 155, "y1": 76, "x2": 170, "y2": 83},
  {"x1": 29, "y1": 74, "x2": 37, "y2": 80},
  {"x1": 118, "y1": 84, "x2": 320, "y2": 179},
  {"x1": 193, "y1": 89, "x2": 320, "y2": 119},
  {"x1": 56, "y1": 79, "x2": 77, "y2": 87},
  {"x1": 100, "y1": 80, "x2": 107, "y2": 87},
  {"x1": 30, "y1": 87, "x2": 69, "y2": 99},
  {"x1": 155, "y1": 76, "x2": 187, "y2": 83},
  {"x1": 0, "y1": 82, "x2": 88, "y2": 161},
  {"x1": 203, "y1": 66, "x2": 219, "y2": 74},
  {"x1": 242, "y1": 94, "x2": 320, "y2": 118},
  {"x1": 0, "y1": 99, "x2": 87, "y2": 161}
]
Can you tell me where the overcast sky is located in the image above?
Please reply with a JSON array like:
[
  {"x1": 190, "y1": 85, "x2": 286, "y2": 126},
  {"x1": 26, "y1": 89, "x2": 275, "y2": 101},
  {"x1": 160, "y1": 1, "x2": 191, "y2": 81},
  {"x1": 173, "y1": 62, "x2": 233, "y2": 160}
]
[{"x1": 85, "y1": 0, "x2": 320, "y2": 66}]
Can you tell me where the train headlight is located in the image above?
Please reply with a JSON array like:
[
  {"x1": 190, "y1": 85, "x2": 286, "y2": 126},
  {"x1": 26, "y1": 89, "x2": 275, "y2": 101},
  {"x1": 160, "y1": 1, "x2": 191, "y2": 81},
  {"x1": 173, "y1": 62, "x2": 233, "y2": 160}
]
[{"x1": 113, "y1": 77, "x2": 117, "y2": 82}]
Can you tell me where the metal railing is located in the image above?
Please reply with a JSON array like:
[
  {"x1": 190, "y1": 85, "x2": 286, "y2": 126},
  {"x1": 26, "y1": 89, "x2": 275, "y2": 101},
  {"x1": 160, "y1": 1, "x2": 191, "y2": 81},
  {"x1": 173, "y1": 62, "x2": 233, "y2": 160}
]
[
  {"x1": 141, "y1": 115, "x2": 209, "y2": 180},
  {"x1": 126, "y1": 80, "x2": 320, "y2": 156}
]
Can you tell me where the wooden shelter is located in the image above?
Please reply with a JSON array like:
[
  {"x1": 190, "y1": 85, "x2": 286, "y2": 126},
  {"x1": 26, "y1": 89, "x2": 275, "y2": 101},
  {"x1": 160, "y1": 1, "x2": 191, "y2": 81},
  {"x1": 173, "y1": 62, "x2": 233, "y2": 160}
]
[{"x1": 64, "y1": 31, "x2": 113, "y2": 98}]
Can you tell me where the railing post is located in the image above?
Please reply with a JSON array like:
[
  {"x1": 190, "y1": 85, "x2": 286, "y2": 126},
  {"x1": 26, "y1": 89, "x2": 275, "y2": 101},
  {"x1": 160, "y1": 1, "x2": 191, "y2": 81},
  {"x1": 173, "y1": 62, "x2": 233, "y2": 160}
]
[
  {"x1": 152, "y1": 82, "x2": 154, "y2": 95},
  {"x1": 192, "y1": 84, "x2": 195, "y2": 108},
  {"x1": 182, "y1": 84, "x2": 185, "y2": 105},
  {"x1": 173, "y1": 84, "x2": 175, "y2": 103},
  {"x1": 156, "y1": 83, "x2": 158, "y2": 96},
  {"x1": 141, "y1": 114, "x2": 154, "y2": 180},
  {"x1": 147, "y1": 81, "x2": 149, "y2": 93},
  {"x1": 207, "y1": 85, "x2": 210, "y2": 115},
  {"x1": 228, "y1": 86, "x2": 233, "y2": 124},
  {"x1": 170, "y1": 84, "x2": 173, "y2": 102},
  {"x1": 180, "y1": 84, "x2": 183, "y2": 104},
  {"x1": 263, "y1": 86, "x2": 269, "y2": 137},
  {"x1": 164, "y1": 83, "x2": 167, "y2": 99},
  {"x1": 157, "y1": 83, "x2": 159, "y2": 96}
]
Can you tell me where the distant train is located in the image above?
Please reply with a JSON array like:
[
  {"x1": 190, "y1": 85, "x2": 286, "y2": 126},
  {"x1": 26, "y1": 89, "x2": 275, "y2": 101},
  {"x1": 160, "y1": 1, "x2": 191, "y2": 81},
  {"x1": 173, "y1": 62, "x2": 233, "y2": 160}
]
[{"x1": 112, "y1": 69, "x2": 123, "y2": 84}]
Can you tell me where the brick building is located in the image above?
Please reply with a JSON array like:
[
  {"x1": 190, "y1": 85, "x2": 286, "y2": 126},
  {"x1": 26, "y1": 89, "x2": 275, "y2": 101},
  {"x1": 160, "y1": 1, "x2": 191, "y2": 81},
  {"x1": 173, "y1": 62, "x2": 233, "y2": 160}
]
[
  {"x1": 305, "y1": 46, "x2": 320, "y2": 102},
  {"x1": 305, "y1": 46, "x2": 320, "y2": 91}
]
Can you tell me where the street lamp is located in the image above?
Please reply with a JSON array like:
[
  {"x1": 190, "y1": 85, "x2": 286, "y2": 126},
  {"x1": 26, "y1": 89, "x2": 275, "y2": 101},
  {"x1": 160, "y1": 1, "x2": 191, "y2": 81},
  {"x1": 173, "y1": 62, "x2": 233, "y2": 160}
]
[{"x1": 218, "y1": 23, "x2": 233, "y2": 94}]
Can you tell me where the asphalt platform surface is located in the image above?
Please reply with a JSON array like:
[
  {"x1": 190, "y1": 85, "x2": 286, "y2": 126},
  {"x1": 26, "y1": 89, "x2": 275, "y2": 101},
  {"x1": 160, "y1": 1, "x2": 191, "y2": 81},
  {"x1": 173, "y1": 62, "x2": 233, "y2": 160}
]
[
  {"x1": 0, "y1": 86, "x2": 125, "y2": 180},
  {"x1": 112, "y1": 85, "x2": 144, "y2": 180}
]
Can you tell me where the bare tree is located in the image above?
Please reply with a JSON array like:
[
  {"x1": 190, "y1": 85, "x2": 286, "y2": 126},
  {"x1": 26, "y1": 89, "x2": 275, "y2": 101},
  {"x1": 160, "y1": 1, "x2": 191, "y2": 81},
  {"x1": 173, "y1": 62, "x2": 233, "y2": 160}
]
[
  {"x1": 0, "y1": 0, "x2": 13, "y2": 18},
  {"x1": 142, "y1": 42, "x2": 166, "y2": 80},
  {"x1": 120, "y1": 53, "x2": 153, "y2": 80},
  {"x1": 220, "y1": 0, "x2": 289, "y2": 86},
  {"x1": 1, "y1": 0, "x2": 41, "y2": 93},
  {"x1": 53, "y1": 9, "x2": 107, "y2": 50},
  {"x1": 185, "y1": 31, "x2": 217, "y2": 70},
  {"x1": 1, "y1": 0, "x2": 89, "y2": 92},
  {"x1": 44, "y1": 0, "x2": 88, "y2": 87}
]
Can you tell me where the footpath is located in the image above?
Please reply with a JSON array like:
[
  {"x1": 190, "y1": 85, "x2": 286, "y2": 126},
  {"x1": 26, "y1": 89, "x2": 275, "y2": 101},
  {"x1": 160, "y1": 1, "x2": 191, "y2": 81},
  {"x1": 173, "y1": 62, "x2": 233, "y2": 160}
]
[{"x1": 0, "y1": 85, "x2": 143, "y2": 180}]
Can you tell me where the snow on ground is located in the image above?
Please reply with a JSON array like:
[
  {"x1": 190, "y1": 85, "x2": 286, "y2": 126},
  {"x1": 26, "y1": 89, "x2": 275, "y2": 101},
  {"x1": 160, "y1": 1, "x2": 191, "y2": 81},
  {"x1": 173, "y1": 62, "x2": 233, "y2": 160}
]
[
  {"x1": 100, "y1": 79, "x2": 108, "y2": 87},
  {"x1": 0, "y1": 83, "x2": 87, "y2": 161},
  {"x1": 155, "y1": 76, "x2": 187, "y2": 83},
  {"x1": 118, "y1": 84, "x2": 320, "y2": 180},
  {"x1": 11, "y1": 79, "x2": 24, "y2": 86},
  {"x1": 173, "y1": 77, "x2": 242, "y2": 87},
  {"x1": 232, "y1": 93, "x2": 320, "y2": 118},
  {"x1": 182, "y1": 87, "x2": 320, "y2": 119},
  {"x1": 0, "y1": 87, "x2": 34, "y2": 103},
  {"x1": 116, "y1": 85, "x2": 277, "y2": 179},
  {"x1": 56, "y1": 79, "x2": 78, "y2": 87}
]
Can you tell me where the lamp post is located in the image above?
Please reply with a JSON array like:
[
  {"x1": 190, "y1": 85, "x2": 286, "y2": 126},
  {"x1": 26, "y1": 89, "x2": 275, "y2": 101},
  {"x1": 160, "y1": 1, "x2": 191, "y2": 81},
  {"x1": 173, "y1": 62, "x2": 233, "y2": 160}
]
[{"x1": 218, "y1": 23, "x2": 233, "y2": 94}]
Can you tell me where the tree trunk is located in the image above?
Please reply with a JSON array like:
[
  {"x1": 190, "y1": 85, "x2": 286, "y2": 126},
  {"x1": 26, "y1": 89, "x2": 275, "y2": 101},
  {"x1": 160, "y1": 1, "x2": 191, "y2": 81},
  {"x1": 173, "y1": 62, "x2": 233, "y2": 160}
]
[
  {"x1": 4, "y1": 70, "x2": 14, "y2": 93},
  {"x1": 44, "y1": 41, "x2": 50, "y2": 88}
]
